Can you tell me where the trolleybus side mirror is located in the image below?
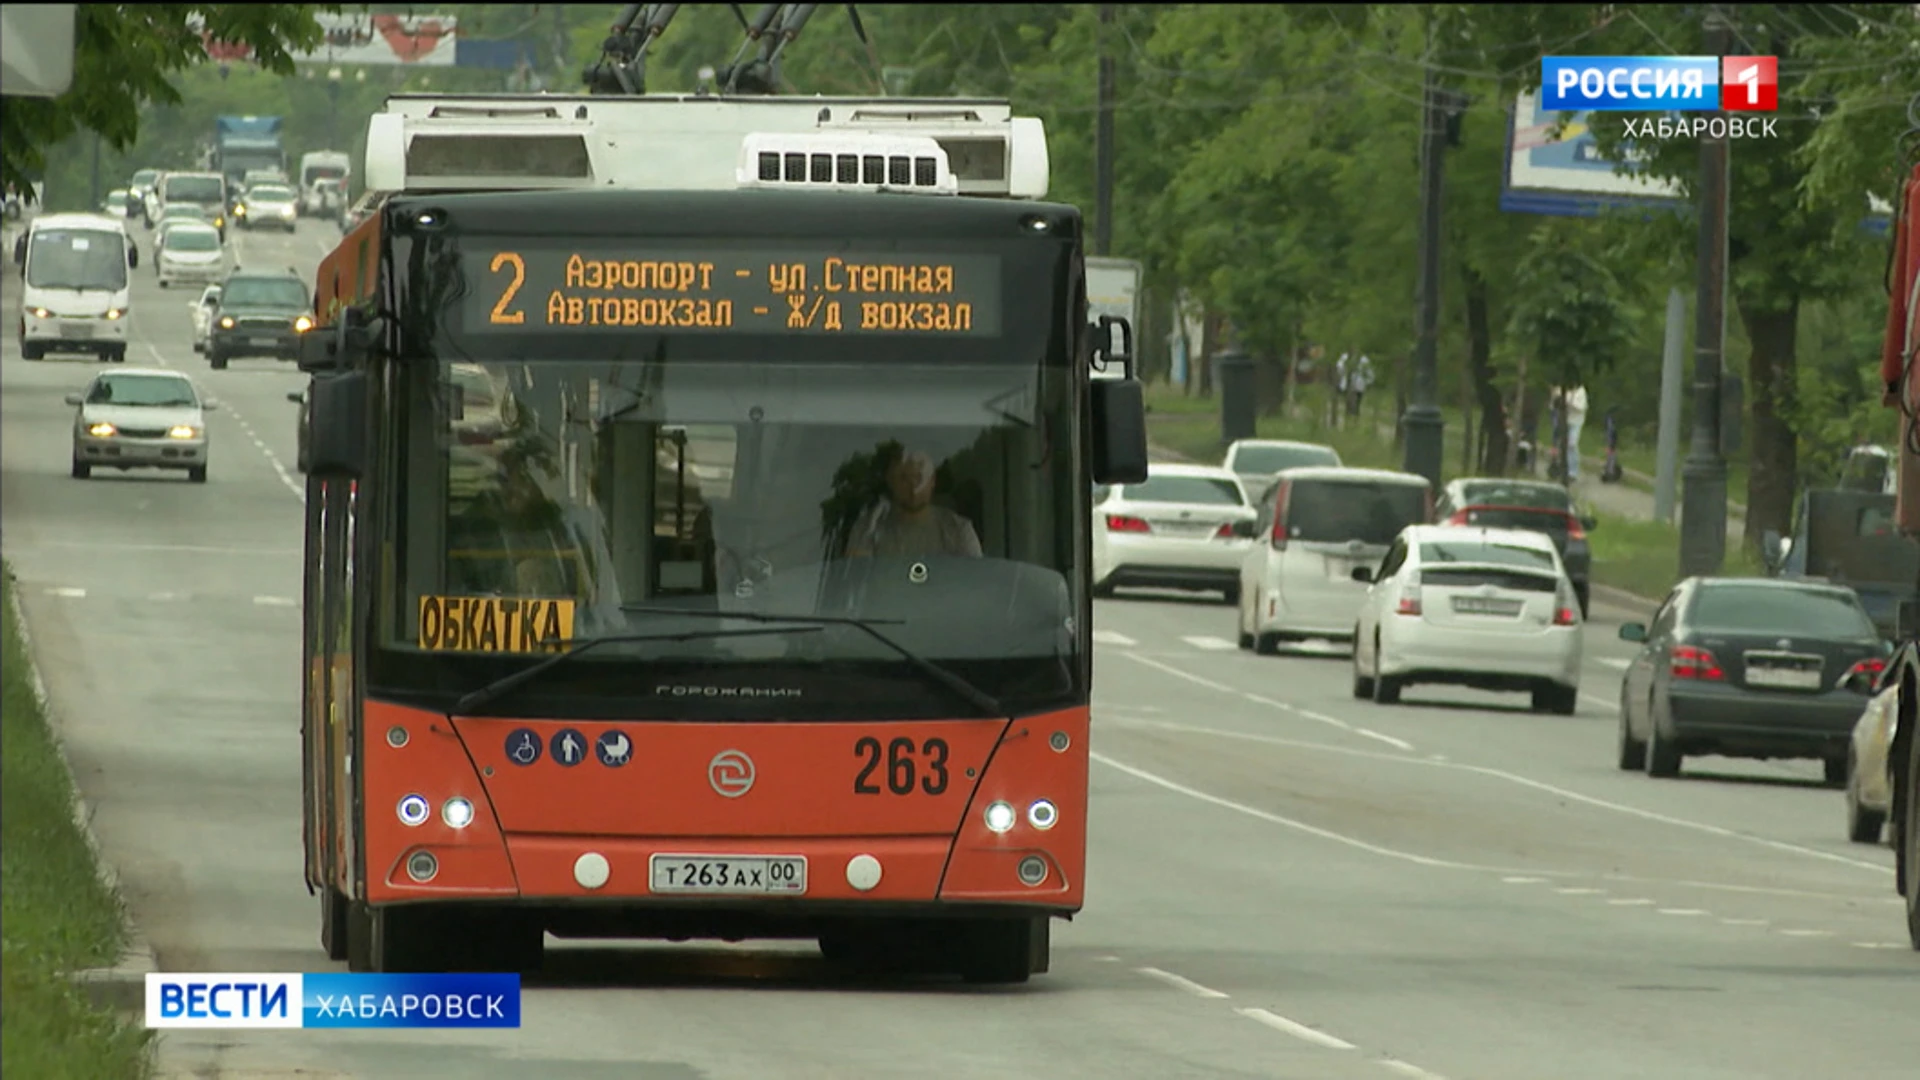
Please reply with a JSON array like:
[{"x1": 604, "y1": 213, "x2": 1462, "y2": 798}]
[
  {"x1": 308, "y1": 370, "x2": 368, "y2": 479},
  {"x1": 1089, "y1": 315, "x2": 1148, "y2": 485}
]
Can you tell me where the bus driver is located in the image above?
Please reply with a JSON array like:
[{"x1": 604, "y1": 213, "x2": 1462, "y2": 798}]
[{"x1": 843, "y1": 449, "x2": 983, "y2": 559}]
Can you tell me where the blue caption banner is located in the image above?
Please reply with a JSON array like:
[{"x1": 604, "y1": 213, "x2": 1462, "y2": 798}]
[
  {"x1": 1540, "y1": 56, "x2": 1719, "y2": 111},
  {"x1": 146, "y1": 973, "x2": 522, "y2": 1029}
]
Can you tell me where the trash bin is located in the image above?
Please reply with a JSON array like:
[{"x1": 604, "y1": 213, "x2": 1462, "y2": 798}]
[{"x1": 1217, "y1": 350, "x2": 1256, "y2": 444}]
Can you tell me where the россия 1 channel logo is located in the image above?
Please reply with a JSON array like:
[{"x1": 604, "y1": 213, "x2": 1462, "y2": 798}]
[{"x1": 1541, "y1": 56, "x2": 1778, "y2": 112}]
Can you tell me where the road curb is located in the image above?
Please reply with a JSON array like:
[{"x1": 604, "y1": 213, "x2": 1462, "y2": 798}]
[{"x1": 5, "y1": 568, "x2": 160, "y2": 1013}]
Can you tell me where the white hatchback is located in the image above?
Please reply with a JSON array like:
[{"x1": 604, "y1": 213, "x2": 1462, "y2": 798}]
[
  {"x1": 1236, "y1": 466, "x2": 1432, "y2": 651},
  {"x1": 1092, "y1": 464, "x2": 1257, "y2": 603},
  {"x1": 1350, "y1": 524, "x2": 1583, "y2": 714}
]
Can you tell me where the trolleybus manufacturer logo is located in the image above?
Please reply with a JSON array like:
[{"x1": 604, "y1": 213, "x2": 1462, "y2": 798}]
[{"x1": 709, "y1": 750, "x2": 755, "y2": 797}]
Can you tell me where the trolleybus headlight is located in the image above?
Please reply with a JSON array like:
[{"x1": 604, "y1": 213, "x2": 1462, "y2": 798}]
[
  {"x1": 396, "y1": 794, "x2": 430, "y2": 827},
  {"x1": 983, "y1": 800, "x2": 1016, "y2": 834},
  {"x1": 406, "y1": 851, "x2": 438, "y2": 883},
  {"x1": 1027, "y1": 799, "x2": 1058, "y2": 830},
  {"x1": 441, "y1": 797, "x2": 474, "y2": 829}
]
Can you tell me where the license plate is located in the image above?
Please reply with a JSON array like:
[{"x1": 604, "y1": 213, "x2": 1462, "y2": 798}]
[
  {"x1": 249, "y1": 336, "x2": 277, "y2": 347},
  {"x1": 1452, "y1": 596, "x2": 1523, "y2": 616},
  {"x1": 649, "y1": 854, "x2": 807, "y2": 895},
  {"x1": 1746, "y1": 666, "x2": 1820, "y2": 689},
  {"x1": 63, "y1": 322, "x2": 93, "y2": 338}
]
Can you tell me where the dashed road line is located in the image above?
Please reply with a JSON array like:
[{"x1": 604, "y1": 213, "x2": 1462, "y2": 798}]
[
  {"x1": 1608, "y1": 898, "x2": 1657, "y2": 906},
  {"x1": 1597, "y1": 657, "x2": 1632, "y2": 670},
  {"x1": 1777, "y1": 928, "x2": 1832, "y2": 938},
  {"x1": 46, "y1": 587, "x2": 87, "y2": 598},
  {"x1": 1851, "y1": 941, "x2": 1908, "y2": 949},
  {"x1": 252, "y1": 596, "x2": 297, "y2": 607},
  {"x1": 1234, "y1": 1007, "x2": 1356, "y2": 1051},
  {"x1": 1181, "y1": 634, "x2": 1236, "y2": 651},
  {"x1": 1378, "y1": 1060, "x2": 1452, "y2": 1080},
  {"x1": 1092, "y1": 630, "x2": 1137, "y2": 647},
  {"x1": 1554, "y1": 887, "x2": 1606, "y2": 895},
  {"x1": 1658, "y1": 908, "x2": 1709, "y2": 916},
  {"x1": 1355, "y1": 728, "x2": 1414, "y2": 752},
  {"x1": 1135, "y1": 966, "x2": 1229, "y2": 999},
  {"x1": 1719, "y1": 917, "x2": 1769, "y2": 927},
  {"x1": 1502, "y1": 876, "x2": 1547, "y2": 884}
]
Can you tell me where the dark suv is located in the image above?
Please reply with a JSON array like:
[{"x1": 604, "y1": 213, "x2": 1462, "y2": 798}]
[{"x1": 208, "y1": 270, "x2": 312, "y2": 370}]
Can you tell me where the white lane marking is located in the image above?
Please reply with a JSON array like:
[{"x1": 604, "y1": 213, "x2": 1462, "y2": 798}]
[
  {"x1": 1720, "y1": 918, "x2": 1769, "y2": 926},
  {"x1": 1608, "y1": 898, "x2": 1657, "y2": 906},
  {"x1": 1091, "y1": 752, "x2": 1560, "y2": 875},
  {"x1": 148, "y1": 592, "x2": 180, "y2": 601},
  {"x1": 1234, "y1": 1007, "x2": 1356, "y2": 1051},
  {"x1": 1777, "y1": 928, "x2": 1833, "y2": 938},
  {"x1": 1182, "y1": 634, "x2": 1236, "y2": 651},
  {"x1": 1125, "y1": 651, "x2": 1240, "y2": 694},
  {"x1": 1379, "y1": 1060, "x2": 1452, "y2": 1080},
  {"x1": 1248, "y1": 694, "x2": 1353, "y2": 732},
  {"x1": 145, "y1": 343, "x2": 304, "y2": 502},
  {"x1": 1094, "y1": 955, "x2": 1122, "y2": 962},
  {"x1": 1658, "y1": 908, "x2": 1709, "y2": 916},
  {"x1": 1581, "y1": 695, "x2": 1620, "y2": 711},
  {"x1": 1356, "y1": 728, "x2": 1415, "y2": 752},
  {"x1": 1135, "y1": 966, "x2": 1230, "y2": 999},
  {"x1": 1111, "y1": 714, "x2": 1885, "y2": 877},
  {"x1": 1850, "y1": 941, "x2": 1907, "y2": 949},
  {"x1": 252, "y1": 596, "x2": 297, "y2": 607},
  {"x1": 1503, "y1": 876, "x2": 1546, "y2": 884},
  {"x1": 46, "y1": 587, "x2": 87, "y2": 598},
  {"x1": 1092, "y1": 630, "x2": 1137, "y2": 647},
  {"x1": 1554, "y1": 887, "x2": 1605, "y2": 895},
  {"x1": 1295, "y1": 706, "x2": 1356, "y2": 731},
  {"x1": 1597, "y1": 657, "x2": 1632, "y2": 670}
]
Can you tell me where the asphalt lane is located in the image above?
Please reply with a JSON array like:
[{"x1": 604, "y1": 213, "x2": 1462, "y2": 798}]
[{"x1": 2, "y1": 215, "x2": 1913, "y2": 1079}]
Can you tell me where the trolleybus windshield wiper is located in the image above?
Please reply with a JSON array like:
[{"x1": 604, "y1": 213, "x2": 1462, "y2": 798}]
[
  {"x1": 620, "y1": 606, "x2": 1008, "y2": 718},
  {"x1": 451, "y1": 626, "x2": 823, "y2": 715}
]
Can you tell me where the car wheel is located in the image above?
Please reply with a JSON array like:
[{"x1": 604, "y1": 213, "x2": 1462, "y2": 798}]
[
  {"x1": 1371, "y1": 638, "x2": 1403, "y2": 703},
  {"x1": 209, "y1": 352, "x2": 229, "y2": 370},
  {"x1": 1222, "y1": 583, "x2": 1240, "y2": 607},
  {"x1": 1645, "y1": 716, "x2": 1682, "y2": 778},
  {"x1": 1616, "y1": 694, "x2": 1647, "y2": 770},
  {"x1": 1351, "y1": 631, "x2": 1375, "y2": 699},
  {"x1": 1532, "y1": 683, "x2": 1578, "y2": 715},
  {"x1": 21, "y1": 340, "x2": 43, "y2": 361},
  {"x1": 187, "y1": 465, "x2": 207, "y2": 484},
  {"x1": 1846, "y1": 755, "x2": 1886, "y2": 844},
  {"x1": 1254, "y1": 632, "x2": 1281, "y2": 656},
  {"x1": 70, "y1": 459, "x2": 90, "y2": 480},
  {"x1": 158, "y1": 279, "x2": 169, "y2": 289},
  {"x1": 107, "y1": 345, "x2": 125, "y2": 363},
  {"x1": 1823, "y1": 755, "x2": 1847, "y2": 789}
]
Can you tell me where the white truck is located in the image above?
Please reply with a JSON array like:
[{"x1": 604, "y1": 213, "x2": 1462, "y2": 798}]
[
  {"x1": 1087, "y1": 256, "x2": 1142, "y2": 379},
  {"x1": 297, "y1": 151, "x2": 352, "y2": 217}
]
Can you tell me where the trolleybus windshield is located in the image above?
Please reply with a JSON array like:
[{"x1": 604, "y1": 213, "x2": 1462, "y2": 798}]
[{"x1": 374, "y1": 357, "x2": 1082, "y2": 721}]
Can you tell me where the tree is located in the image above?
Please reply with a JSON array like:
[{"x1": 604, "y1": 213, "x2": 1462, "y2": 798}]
[
  {"x1": 1445, "y1": 3, "x2": 1913, "y2": 546},
  {"x1": 1, "y1": 5, "x2": 335, "y2": 194}
]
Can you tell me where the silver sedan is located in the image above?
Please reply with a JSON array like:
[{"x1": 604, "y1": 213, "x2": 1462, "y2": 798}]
[{"x1": 68, "y1": 368, "x2": 215, "y2": 483}]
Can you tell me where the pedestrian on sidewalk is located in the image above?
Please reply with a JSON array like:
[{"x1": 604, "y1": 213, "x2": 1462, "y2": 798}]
[
  {"x1": 1551, "y1": 383, "x2": 1589, "y2": 481},
  {"x1": 1347, "y1": 353, "x2": 1374, "y2": 419},
  {"x1": 1333, "y1": 353, "x2": 1350, "y2": 429}
]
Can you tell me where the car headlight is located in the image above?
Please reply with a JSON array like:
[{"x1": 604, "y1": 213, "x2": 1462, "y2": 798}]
[
  {"x1": 213, "y1": 216, "x2": 225, "y2": 228},
  {"x1": 87, "y1": 422, "x2": 115, "y2": 437},
  {"x1": 279, "y1": 206, "x2": 294, "y2": 217},
  {"x1": 104, "y1": 308, "x2": 124, "y2": 320},
  {"x1": 218, "y1": 316, "x2": 235, "y2": 329},
  {"x1": 234, "y1": 205, "x2": 246, "y2": 216},
  {"x1": 167, "y1": 425, "x2": 199, "y2": 439},
  {"x1": 293, "y1": 315, "x2": 313, "y2": 333},
  {"x1": 30, "y1": 306, "x2": 50, "y2": 318}
]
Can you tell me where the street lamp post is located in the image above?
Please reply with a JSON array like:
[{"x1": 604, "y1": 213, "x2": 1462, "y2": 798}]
[{"x1": 327, "y1": 67, "x2": 343, "y2": 149}]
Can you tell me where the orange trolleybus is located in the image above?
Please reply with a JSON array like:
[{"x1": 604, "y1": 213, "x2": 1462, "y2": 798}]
[{"x1": 296, "y1": 95, "x2": 1148, "y2": 982}]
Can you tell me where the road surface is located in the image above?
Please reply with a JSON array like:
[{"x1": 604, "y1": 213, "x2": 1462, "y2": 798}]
[{"x1": 2, "y1": 218, "x2": 1911, "y2": 1079}]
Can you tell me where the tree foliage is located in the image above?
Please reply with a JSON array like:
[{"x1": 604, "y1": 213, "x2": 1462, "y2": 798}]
[{"x1": 0, "y1": 5, "x2": 337, "y2": 193}]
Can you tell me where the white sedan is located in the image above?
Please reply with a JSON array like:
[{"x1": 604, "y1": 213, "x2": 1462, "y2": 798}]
[
  {"x1": 1351, "y1": 524, "x2": 1583, "y2": 714},
  {"x1": 1092, "y1": 463, "x2": 1257, "y2": 603}
]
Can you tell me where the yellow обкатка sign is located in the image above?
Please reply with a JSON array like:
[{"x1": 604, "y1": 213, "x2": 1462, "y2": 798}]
[{"x1": 418, "y1": 595, "x2": 574, "y2": 653}]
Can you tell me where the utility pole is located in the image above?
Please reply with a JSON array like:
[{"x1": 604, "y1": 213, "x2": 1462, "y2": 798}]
[
  {"x1": 88, "y1": 131, "x2": 101, "y2": 209},
  {"x1": 1093, "y1": 4, "x2": 1115, "y2": 256},
  {"x1": 1678, "y1": 6, "x2": 1732, "y2": 578},
  {"x1": 1401, "y1": 63, "x2": 1449, "y2": 491}
]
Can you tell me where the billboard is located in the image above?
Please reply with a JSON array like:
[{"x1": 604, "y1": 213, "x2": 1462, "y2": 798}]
[
  {"x1": 1501, "y1": 90, "x2": 1684, "y2": 217},
  {"x1": 200, "y1": 13, "x2": 458, "y2": 67}
]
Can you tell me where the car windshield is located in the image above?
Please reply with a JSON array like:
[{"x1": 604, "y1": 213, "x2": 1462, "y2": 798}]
[
  {"x1": 1124, "y1": 475, "x2": 1245, "y2": 506},
  {"x1": 380, "y1": 359, "x2": 1079, "y2": 719},
  {"x1": 132, "y1": 170, "x2": 157, "y2": 187},
  {"x1": 87, "y1": 374, "x2": 196, "y2": 407},
  {"x1": 307, "y1": 165, "x2": 348, "y2": 182},
  {"x1": 1285, "y1": 480, "x2": 1428, "y2": 545},
  {"x1": 222, "y1": 278, "x2": 308, "y2": 308},
  {"x1": 1459, "y1": 482, "x2": 1574, "y2": 512},
  {"x1": 164, "y1": 228, "x2": 221, "y2": 252},
  {"x1": 1688, "y1": 585, "x2": 1878, "y2": 640},
  {"x1": 1418, "y1": 540, "x2": 1557, "y2": 571},
  {"x1": 1232, "y1": 443, "x2": 1340, "y2": 475},
  {"x1": 249, "y1": 186, "x2": 294, "y2": 202},
  {"x1": 164, "y1": 175, "x2": 223, "y2": 202},
  {"x1": 25, "y1": 229, "x2": 127, "y2": 291}
]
